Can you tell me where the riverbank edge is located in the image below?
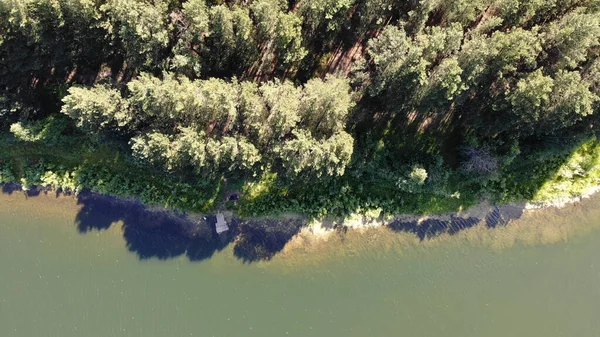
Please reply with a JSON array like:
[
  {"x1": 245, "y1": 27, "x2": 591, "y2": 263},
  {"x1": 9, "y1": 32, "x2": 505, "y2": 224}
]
[
  {"x1": 3, "y1": 180, "x2": 600, "y2": 242},
  {"x1": 302, "y1": 184, "x2": 600, "y2": 239}
]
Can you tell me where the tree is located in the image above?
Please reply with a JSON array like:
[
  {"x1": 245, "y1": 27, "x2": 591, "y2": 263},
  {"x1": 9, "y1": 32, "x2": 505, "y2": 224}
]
[
  {"x1": 201, "y1": 5, "x2": 258, "y2": 76},
  {"x1": 131, "y1": 131, "x2": 179, "y2": 170},
  {"x1": 251, "y1": 0, "x2": 286, "y2": 42},
  {"x1": 171, "y1": 0, "x2": 210, "y2": 76},
  {"x1": 192, "y1": 77, "x2": 238, "y2": 135},
  {"x1": 546, "y1": 70, "x2": 598, "y2": 130},
  {"x1": 254, "y1": 80, "x2": 301, "y2": 143},
  {"x1": 238, "y1": 81, "x2": 269, "y2": 144},
  {"x1": 127, "y1": 72, "x2": 199, "y2": 128},
  {"x1": 251, "y1": 0, "x2": 306, "y2": 73},
  {"x1": 131, "y1": 127, "x2": 261, "y2": 176},
  {"x1": 203, "y1": 136, "x2": 261, "y2": 173},
  {"x1": 457, "y1": 34, "x2": 492, "y2": 87},
  {"x1": 507, "y1": 69, "x2": 598, "y2": 135},
  {"x1": 61, "y1": 85, "x2": 130, "y2": 133},
  {"x1": 436, "y1": 0, "x2": 488, "y2": 26},
  {"x1": 0, "y1": 0, "x2": 108, "y2": 92},
  {"x1": 299, "y1": 0, "x2": 355, "y2": 34},
  {"x1": 396, "y1": 165, "x2": 429, "y2": 193},
  {"x1": 354, "y1": 0, "x2": 397, "y2": 34},
  {"x1": 366, "y1": 25, "x2": 428, "y2": 104},
  {"x1": 507, "y1": 69, "x2": 554, "y2": 130},
  {"x1": 487, "y1": 28, "x2": 542, "y2": 77},
  {"x1": 425, "y1": 57, "x2": 465, "y2": 103},
  {"x1": 544, "y1": 10, "x2": 600, "y2": 69},
  {"x1": 321, "y1": 131, "x2": 354, "y2": 176},
  {"x1": 274, "y1": 12, "x2": 307, "y2": 69},
  {"x1": 182, "y1": 0, "x2": 210, "y2": 34},
  {"x1": 299, "y1": 75, "x2": 354, "y2": 138},
  {"x1": 100, "y1": 0, "x2": 171, "y2": 69},
  {"x1": 459, "y1": 27, "x2": 542, "y2": 86},
  {"x1": 278, "y1": 130, "x2": 353, "y2": 177},
  {"x1": 127, "y1": 73, "x2": 237, "y2": 134},
  {"x1": 417, "y1": 23, "x2": 463, "y2": 63},
  {"x1": 497, "y1": 0, "x2": 550, "y2": 26}
]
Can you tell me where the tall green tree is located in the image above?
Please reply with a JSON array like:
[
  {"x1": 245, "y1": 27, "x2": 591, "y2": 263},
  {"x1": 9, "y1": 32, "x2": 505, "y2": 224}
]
[
  {"x1": 171, "y1": 0, "x2": 210, "y2": 76},
  {"x1": 131, "y1": 128, "x2": 261, "y2": 175},
  {"x1": 544, "y1": 10, "x2": 600, "y2": 69},
  {"x1": 506, "y1": 69, "x2": 598, "y2": 135},
  {"x1": 506, "y1": 69, "x2": 554, "y2": 133},
  {"x1": 251, "y1": 0, "x2": 306, "y2": 74},
  {"x1": 300, "y1": 75, "x2": 354, "y2": 138},
  {"x1": 299, "y1": 0, "x2": 355, "y2": 34},
  {"x1": 250, "y1": 79, "x2": 302, "y2": 144},
  {"x1": 0, "y1": 0, "x2": 108, "y2": 106},
  {"x1": 434, "y1": 0, "x2": 489, "y2": 26},
  {"x1": 61, "y1": 85, "x2": 130, "y2": 133},
  {"x1": 127, "y1": 72, "x2": 199, "y2": 128},
  {"x1": 546, "y1": 70, "x2": 598, "y2": 130},
  {"x1": 100, "y1": 0, "x2": 171, "y2": 69},
  {"x1": 178, "y1": 4, "x2": 258, "y2": 77},
  {"x1": 278, "y1": 130, "x2": 354, "y2": 177},
  {"x1": 127, "y1": 73, "x2": 238, "y2": 134},
  {"x1": 366, "y1": 25, "x2": 428, "y2": 106}
]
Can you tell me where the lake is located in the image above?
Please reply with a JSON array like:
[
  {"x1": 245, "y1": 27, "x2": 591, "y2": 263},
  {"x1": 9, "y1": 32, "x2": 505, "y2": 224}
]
[{"x1": 1, "y1": 190, "x2": 600, "y2": 337}]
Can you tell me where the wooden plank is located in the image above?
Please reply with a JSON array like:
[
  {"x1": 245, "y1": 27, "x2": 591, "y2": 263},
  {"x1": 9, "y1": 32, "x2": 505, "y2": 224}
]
[{"x1": 215, "y1": 213, "x2": 229, "y2": 234}]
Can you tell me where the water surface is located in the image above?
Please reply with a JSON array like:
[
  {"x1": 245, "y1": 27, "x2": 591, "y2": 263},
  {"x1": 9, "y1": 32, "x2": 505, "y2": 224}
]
[{"x1": 1, "y1": 192, "x2": 600, "y2": 336}]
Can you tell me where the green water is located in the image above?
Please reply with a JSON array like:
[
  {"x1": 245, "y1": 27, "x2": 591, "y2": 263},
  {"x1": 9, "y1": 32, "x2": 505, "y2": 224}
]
[{"x1": 1, "y1": 193, "x2": 600, "y2": 337}]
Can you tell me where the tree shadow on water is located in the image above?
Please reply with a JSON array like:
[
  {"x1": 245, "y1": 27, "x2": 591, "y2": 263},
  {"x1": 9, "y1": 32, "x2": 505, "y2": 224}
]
[
  {"x1": 485, "y1": 205, "x2": 525, "y2": 229},
  {"x1": 388, "y1": 207, "x2": 524, "y2": 241},
  {"x1": 233, "y1": 217, "x2": 306, "y2": 263},
  {"x1": 2, "y1": 183, "x2": 20, "y2": 195},
  {"x1": 389, "y1": 216, "x2": 481, "y2": 240},
  {"x1": 75, "y1": 191, "x2": 230, "y2": 261},
  {"x1": 75, "y1": 192, "x2": 126, "y2": 232}
]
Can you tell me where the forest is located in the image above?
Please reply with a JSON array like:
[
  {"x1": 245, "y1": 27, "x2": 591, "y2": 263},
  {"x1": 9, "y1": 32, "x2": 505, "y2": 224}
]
[{"x1": 1, "y1": 0, "x2": 600, "y2": 219}]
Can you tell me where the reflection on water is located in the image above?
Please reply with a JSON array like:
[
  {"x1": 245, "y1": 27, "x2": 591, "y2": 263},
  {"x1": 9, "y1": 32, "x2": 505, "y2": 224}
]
[{"x1": 1, "y1": 191, "x2": 600, "y2": 336}]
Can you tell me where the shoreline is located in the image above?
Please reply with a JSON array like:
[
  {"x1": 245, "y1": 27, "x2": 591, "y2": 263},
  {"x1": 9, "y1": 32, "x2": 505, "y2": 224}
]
[
  {"x1": 2, "y1": 181, "x2": 600, "y2": 258},
  {"x1": 302, "y1": 184, "x2": 600, "y2": 239},
  {"x1": 4, "y1": 180, "x2": 600, "y2": 232},
  {"x1": 4, "y1": 180, "x2": 600, "y2": 229}
]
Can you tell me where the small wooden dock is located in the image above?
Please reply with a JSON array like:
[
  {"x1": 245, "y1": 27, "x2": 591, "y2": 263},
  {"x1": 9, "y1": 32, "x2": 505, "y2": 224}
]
[{"x1": 215, "y1": 213, "x2": 229, "y2": 234}]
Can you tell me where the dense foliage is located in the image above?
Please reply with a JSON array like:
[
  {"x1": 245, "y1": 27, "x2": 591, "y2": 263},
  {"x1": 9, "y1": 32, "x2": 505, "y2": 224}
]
[{"x1": 1, "y1": 0, "x2": 599, "y2": 218}]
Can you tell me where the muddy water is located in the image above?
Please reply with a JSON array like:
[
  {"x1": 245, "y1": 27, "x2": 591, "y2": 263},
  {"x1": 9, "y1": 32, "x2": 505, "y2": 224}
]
[{"x1": 1, "y1": 191, "x2": 599, "y2": 337}]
